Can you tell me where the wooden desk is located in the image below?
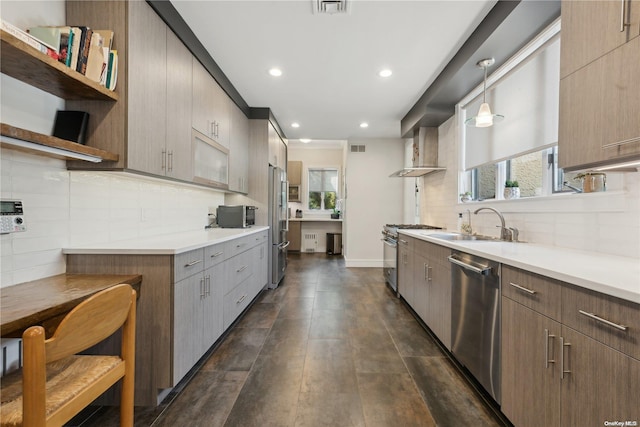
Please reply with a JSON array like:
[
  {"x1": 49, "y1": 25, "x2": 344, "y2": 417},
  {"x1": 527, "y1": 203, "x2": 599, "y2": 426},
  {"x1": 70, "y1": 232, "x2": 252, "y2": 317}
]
[{"x1": 1, "y1": 273, "x2": 142, "y2": 337}]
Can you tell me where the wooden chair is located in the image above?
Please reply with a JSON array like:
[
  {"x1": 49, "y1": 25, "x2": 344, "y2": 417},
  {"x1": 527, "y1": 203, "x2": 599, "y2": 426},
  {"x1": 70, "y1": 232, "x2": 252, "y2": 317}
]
[{"x1": 0, "y1": 283, "x2": 136, "y2": 427}]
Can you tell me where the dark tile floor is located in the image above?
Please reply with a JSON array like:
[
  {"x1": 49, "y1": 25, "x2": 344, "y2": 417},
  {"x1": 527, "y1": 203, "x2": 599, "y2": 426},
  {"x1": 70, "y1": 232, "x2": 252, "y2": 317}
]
[{"x1": 76, "y1": 253, "x2": 505, "y2": 427}]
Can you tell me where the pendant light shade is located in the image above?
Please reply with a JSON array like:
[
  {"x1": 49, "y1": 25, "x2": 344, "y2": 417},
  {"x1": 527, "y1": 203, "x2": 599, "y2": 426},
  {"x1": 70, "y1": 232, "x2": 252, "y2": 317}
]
[{"x1": 465, "y1": 58, "x2": 504, "y2": 127}]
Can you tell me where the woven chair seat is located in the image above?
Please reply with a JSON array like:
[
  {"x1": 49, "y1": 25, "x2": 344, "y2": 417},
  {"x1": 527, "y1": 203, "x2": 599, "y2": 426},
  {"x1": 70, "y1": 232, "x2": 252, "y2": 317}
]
[{"x1": 1, "y1": 355, "x2": 123, "y2": 427}]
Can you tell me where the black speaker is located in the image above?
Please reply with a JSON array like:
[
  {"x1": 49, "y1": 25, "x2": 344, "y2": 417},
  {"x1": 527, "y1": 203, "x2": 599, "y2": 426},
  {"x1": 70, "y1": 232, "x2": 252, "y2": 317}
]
[{"x1": 52, "y1": 110, "x2": 89, "y2": 145}]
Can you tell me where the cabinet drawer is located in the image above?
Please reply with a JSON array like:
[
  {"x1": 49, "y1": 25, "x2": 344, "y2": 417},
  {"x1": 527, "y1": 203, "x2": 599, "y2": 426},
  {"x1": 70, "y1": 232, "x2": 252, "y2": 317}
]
[
  {"x1": 229, "y1": 235, "x2": 253, "y2": 257},
  {"x1": 174, "y1": 248, "x2": 205, "y2": 282},
  {"x1": 562, "y1": 284, "x2": 640, "y2": 360},
  {"x1": 502, "y1": 265, "x2": 562, "y2": 321},
  {"x1": 397, "y1": 234, "x2": 415, "y2": 252},
  {"x1": 225, "y1": 250, "x2": 253, "y2": 295},
  {"x1": 223, "y1": 278, "x2": 251, "y2": 330},
  {"x1": 204, "y1": 241, "x2": 230, "y2": 269},
  {"x1": 415, "y1": 239, "x2": 450, "y2": 266}
]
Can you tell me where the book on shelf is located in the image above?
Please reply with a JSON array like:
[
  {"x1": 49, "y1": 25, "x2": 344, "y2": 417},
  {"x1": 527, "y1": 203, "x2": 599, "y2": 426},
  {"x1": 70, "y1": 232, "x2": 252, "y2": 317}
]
[
  {"x1": 106, "y1": 49, "x2": 118, "y2": 91},
  {"x1": 74, "y1": 27, "x2": 93, "y2": 75},
  {"x1": 69, "y1": 27, "x2": 81, "y2": 70},
  {"x1": 1, "y1": 20, "x2": 59, "y2": 60},
  {"x1": 93, "y1": 30, "x2": 113, "y2": 85},
  {"x1": 85, "y1": 32, "x2": 104, "y2": 83},
  {"x1": 27, "y1": 26, "x2": 71, "y2": 65}
]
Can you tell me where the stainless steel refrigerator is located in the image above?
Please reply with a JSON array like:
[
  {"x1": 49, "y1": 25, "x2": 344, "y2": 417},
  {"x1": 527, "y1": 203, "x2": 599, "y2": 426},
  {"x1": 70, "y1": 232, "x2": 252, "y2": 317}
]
[{"x1": 268, "y1": 165, "x2": 289, "y2": 288}]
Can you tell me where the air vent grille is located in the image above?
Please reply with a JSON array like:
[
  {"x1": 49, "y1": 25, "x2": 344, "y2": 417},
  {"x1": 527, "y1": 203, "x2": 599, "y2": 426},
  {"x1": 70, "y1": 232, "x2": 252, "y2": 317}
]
[
  {"x1": 350, "y1": 144, "x2": 366, "y2": 153},
  {"x1": 313, "y1": 0, "x2": 350, "y2": 14}
]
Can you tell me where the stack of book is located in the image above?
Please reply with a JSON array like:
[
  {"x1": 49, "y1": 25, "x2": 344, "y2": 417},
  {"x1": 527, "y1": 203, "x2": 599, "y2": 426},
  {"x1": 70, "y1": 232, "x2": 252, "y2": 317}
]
[{"x1": 1, "y1": 20, "x2": 117, "y2": 91}]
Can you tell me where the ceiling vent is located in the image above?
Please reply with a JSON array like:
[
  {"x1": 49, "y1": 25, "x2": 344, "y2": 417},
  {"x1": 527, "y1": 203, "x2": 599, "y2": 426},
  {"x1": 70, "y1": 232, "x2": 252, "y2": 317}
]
[{"x1": 313, "y1": 0, "x2": 350, "y2": 14}]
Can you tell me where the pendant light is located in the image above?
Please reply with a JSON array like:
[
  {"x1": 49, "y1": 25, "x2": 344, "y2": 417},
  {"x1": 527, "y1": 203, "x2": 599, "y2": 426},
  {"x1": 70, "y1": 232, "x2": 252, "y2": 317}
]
[{"x1": 465, "y1": 58, "x2": 504, "y2": 128}]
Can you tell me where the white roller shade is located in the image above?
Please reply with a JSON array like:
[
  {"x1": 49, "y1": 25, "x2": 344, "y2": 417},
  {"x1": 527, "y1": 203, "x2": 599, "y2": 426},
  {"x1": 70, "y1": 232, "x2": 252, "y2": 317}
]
[
  {"x1": 309, "y1": 169, "x2": 338, "y2": 192},
  {"x1": 464, "y1": 36, "x2": 560, "y2": 170}
]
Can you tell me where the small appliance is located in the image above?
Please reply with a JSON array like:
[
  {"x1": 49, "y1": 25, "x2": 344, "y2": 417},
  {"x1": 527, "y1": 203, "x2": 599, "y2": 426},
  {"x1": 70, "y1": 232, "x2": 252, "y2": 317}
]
[
  {"x1": 216, "y1": 205, "x2": 256, "y2": 228},
  {"x1": 0, "y1": 200, "x2": 26, "y2": 234}
]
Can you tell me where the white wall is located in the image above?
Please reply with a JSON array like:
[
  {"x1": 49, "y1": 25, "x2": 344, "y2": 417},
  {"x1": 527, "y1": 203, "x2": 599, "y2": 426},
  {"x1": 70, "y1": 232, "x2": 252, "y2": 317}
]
[
  {"x1": 344, "y1": 139, "x2": 404, "y2": 267},
  {"x1": 0, "y1": 1, "x2": 225, "y2": 287},
  {"x1": 421, "y1": 115, "x2": 640, "y2": 259}
]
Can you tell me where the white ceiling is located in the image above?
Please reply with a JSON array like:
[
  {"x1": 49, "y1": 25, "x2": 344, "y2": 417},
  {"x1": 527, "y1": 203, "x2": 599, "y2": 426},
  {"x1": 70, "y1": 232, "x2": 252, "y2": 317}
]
[{"x1": 170, "y1": 0, "x2": 497, "y2": 145}]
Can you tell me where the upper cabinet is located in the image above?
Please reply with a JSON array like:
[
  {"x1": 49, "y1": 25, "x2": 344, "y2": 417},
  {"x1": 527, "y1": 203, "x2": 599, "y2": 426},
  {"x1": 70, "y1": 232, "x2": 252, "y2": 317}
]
[
  {"x1": 558, "y1": 0, "x2": 640, "y2": 171},
  {"x1": 560, "y1": 0, "x2": 640, "y2": 78},
  {"x1": 287, "y1": 161, "x2": 302, "y2": 186},
  {"x1": 268, "y1": 123, "x2": 287, "y2": 169},
  {"x1": 228, "y1": 102, "x2": 249, "y2": 193},
  {"x1": 192, "y1": 59, "x2": 230, "y2": 149}
]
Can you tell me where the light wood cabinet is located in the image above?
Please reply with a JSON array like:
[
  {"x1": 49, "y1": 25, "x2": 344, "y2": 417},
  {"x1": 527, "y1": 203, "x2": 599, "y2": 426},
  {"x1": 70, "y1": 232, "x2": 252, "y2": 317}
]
[
  {"x1": 397, "y1": 236, "x2": 414, "y2": 305},
  {"x1": 229, "y1": 102, "x2": 249, "y2": 193},
  {"x1": 412, "y1": 251, "x2": 429, "y2": 322},
  {"x1": 289, "y1": 221, "x2": 301, "y2": 252},
  {"x1": 192, "y1": 59, "x2": 230, "y2": 149},
  {"x1": 423, "y1": 242, "x2": 451, "y2": 349},
  {"x1": 501, "y1": 266, "x2": 640, "y2": 427},
  {"x1": 288, "y1": 161, "x2": 303, "y2": 186},
  {"x1": 559, "y1": 0, "x2": 640, "y2": 170},
  {"x1": 268, "y1": 122, "x2": 287, "y2": 168},
  {"x1": 560, "y1": 0, "x2": 640, "y2": 78},
  {"x1": 66, "y1": 230, "x2": 267, "y2": 406},
  {"x1": 165, "y1": 30, "x2": 193, "y2": 181},
  {"x1": 502, "y1": 297, "x2": 561, "y2": 427}
]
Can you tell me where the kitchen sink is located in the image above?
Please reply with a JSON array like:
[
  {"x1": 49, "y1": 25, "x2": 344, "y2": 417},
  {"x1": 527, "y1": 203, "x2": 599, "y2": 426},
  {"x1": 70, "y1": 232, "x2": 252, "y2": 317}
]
[{"x1": 426, "y1": 232, "x2": 498, "y2": 241}]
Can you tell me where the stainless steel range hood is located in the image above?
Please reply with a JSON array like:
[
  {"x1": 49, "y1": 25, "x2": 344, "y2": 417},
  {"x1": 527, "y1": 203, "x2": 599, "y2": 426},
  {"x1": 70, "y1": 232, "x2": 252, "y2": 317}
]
[
  {"x1": 389, "y1": 166, "x2": 446, "y2": 177},
  {"x1": 390, "y1": 127, "x2": 446, "y2": 177}
]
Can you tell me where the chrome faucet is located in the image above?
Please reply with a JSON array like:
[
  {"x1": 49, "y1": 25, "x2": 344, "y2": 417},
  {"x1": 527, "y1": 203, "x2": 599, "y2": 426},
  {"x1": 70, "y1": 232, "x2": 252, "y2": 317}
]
[{"x1": 474, "y1": 207, "x2": 518, "y2": 241}]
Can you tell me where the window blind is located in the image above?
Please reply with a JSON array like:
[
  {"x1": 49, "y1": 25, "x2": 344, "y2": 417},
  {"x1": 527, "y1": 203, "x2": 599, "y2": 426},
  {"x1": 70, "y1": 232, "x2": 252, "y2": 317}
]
[{"x1": 463, "y1": 36, "x2": 560, "y2": 170}]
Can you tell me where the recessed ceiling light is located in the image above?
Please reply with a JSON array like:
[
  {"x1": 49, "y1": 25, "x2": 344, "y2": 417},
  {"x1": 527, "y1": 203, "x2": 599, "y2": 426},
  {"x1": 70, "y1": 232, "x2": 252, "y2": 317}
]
[
  {"x1": 360, "y1": 122, "x2": 369, "y2": 128},
  {"x1": 269, "y1": 68, "x2": 283, "y2": 77},
  {"x1": 291, "y1": 122, "x2": 300, "y2": 128},
  {"x1": 379, "y1": 69, "x2": 392, "y2": 78},
  {"x1": 300, "y1": 139, "x2": 311, "y2": 143}
]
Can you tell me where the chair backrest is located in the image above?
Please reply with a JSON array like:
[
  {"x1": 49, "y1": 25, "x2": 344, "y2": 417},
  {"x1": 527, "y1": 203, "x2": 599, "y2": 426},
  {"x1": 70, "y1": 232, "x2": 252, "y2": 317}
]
[{"x1": 45, "y1": 283, "x2": 134, "y2": 362}]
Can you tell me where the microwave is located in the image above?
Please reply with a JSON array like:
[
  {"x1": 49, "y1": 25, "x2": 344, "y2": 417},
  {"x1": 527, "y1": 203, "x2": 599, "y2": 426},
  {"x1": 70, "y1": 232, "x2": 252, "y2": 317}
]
[{"x1": 216, "y1": 205, "x2": 256, "y2": 228}]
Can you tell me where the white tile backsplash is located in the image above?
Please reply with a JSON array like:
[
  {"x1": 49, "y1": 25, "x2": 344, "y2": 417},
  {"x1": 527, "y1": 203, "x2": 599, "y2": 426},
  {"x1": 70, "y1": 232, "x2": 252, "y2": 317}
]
[
  {"x1": 1, "y1": 149, "x2": 225, "y2": 288},
  {"x1": 422, "y1": 115, "x2": 640, "y2": 259}
]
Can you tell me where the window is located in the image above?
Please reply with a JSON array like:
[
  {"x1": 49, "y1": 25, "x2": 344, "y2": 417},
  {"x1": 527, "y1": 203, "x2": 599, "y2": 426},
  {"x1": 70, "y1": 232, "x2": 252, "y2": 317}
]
[{"x1": 308, "y1": 168, "x2": 338, "y2": 210}]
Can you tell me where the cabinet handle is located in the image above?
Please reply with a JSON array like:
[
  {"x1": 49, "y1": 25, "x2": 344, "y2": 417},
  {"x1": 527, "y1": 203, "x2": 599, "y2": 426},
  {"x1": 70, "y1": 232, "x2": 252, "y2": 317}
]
[
  {"x1": 621, "y1": 0, "x2": 631, "y2": 32},
  {"x1": 237, "y1": 265, "x2": 248, "y2": 273},
  {"x1": 578, "y1": 310, "x2": 628, "y2": 331},
  {"x1": 509, "y1": 282, "x2": 536, "y2": 295},
  {"x1": 237, "y1": 294, "x2": 246, "y2": 304},
  {"x1": 211, "y1": 251, "x2": 224, "y2": 258},
  {"x1": 168, "y1": 151, "x2": 173, "y2": 172},
  {"x1": 560, "y1": 337, "x2": 571, "y2": 380},
  {"x1": 200, "y1": 278, "x2": 205, "y2": 299},
  {"x1": 205, "y1": 275, "x2": 211, "y2": 296},
  {"x1": 544, "y1": 328, "x2": 556, "y2": 368},
  {"x1": 601, "y1": 135, "x2": 640, "y2": 149},
  {"x1": 162, "y1": 150, "x2": 167, "y2": 170},
  {"x1": 399, "y1": 239, "x2": 408, "y2": 245},
  {"x1": 184, "y1": 259, "x2": 202, "y2": 267}
]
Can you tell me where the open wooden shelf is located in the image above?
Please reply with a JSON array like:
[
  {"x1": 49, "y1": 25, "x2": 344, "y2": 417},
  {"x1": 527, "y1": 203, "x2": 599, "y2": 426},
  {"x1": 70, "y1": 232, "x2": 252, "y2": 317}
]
[
  {"x1": 0, "y1": 29, "x2": 118, "y2": 101},
  {"x1": 1, "y1": 123, "x2": 119, "y2": 162}
]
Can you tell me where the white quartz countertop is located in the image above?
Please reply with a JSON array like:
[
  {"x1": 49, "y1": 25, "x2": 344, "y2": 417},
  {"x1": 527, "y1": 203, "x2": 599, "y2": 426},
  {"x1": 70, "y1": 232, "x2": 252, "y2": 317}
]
[
  {"x1": 399, "y1": 229, "x2": 640, "y2": 304},
  {"x1": 62, "y1": 226, "x2": 269, "y2": 255}
]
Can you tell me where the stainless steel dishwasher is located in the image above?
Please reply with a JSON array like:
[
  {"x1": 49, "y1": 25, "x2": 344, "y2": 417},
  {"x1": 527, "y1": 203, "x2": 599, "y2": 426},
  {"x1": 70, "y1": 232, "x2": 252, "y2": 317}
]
[{"x1": 449, "y1": 251, "x2": 501, "y2": 404}]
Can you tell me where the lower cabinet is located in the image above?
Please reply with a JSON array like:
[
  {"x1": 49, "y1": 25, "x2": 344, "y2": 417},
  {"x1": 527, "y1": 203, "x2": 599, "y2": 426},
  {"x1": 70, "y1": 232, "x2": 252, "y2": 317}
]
[
  {"x1": 501, "y1": 266, "x2": 640, "y2": 427},
  {"x1": 398, "y1": 235, "x2": 452, "y2": 349},
  {"x1": 173, "y1": 262, "x2": 225, "y2": 384},
  {"x1": 65, "y1": 229, "x2": 268, "y2": 406}
]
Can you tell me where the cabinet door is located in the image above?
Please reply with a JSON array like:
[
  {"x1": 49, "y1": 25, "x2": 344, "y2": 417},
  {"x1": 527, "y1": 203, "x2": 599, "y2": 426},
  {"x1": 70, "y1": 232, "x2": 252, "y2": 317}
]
[
  {"x1": 228, "y1": 102, "x2": 249, "y2": 193},
  {"x1": 211, "y1": 82, "x2": 230, "y2": 148},
  {"x1": 165, "y1": 30, "x2": 193, "y2": 181},
  {"x1": 288, "y1": 161, "x2": 303, "y2": 186},
  {"x1": 426, "y1": 244, "x2": 451, "y2": 349},
  {"x1": 397, "y1": 240, "x2": 413, "y2": 303},
  {"x1": 127, "y1": 0, "x2": 167, "y2": 175},
  {"x1": 192, "y1": 59, "x2": 214, "y2": 137},
  {"x1": 412, "y1": 251, "x2": 429, "y2": 321},
  {"x1": 560, "y1": 326, "x2": 640, "y2": 426},
  {"x1": 288, "y1": 221, "x2": 301, "y2": 251},
  {"x1": 559, "y1": 37, "x2": 640, "y2": 170},
  {"x1": 501, "y1": 298, "x2": 561, "y2": 427},
  {"x1": 173, "y1": 273, "x2": 204, "y2": 384},
  {"x1": 202, "y1": 263, "x2": 225, "y2": 352},
  {"x1": 560, "y1": 0, "x2": 640, "y2": 78}
]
